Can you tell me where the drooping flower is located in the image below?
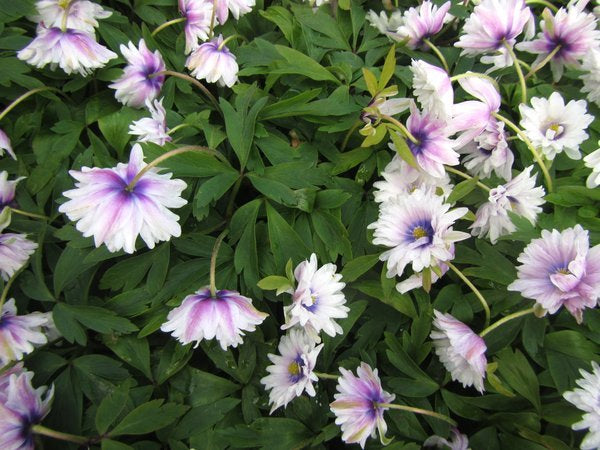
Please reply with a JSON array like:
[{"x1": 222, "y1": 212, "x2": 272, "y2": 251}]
[
  {"x1": 17, "y1": 26, "x2": 116, "y2": 76},
  {"x1": 517, "y1": 0, "x2": 600, "y2": 81},
  {"x1": 161, "y1": 287, "x2": 268, "y2": 350},
  {"x1": 186, "y1": 35, "x2": 238, "y2": 87},
  {"x1": 431, "y1": 310, "x2": 487, "y2": 393},
  {"x1": 508, "y1": 225, "x2": 600, "y2": 323},
  {"x1": 0, "y1": 299, "x2": 49, "y2": 366},
  {"x1": 366, "y1": 10, "x2": 404, "y2": 42},
  {"x1": 396, "y1": 260, "x2": 450, "y2": 294},
  {"x1": 424, "y1": 428, "x2": 470, "y2": 450},
  {"x1": 581, "y1": 49, "x2": 600, "y2": 106},
  {"x1": 330, "y1": 362, "x2": 395, "y2": 449},
  {"x1": 361, "y1": 96, "x2": 410, "y2": 128},
  {"x1": 179, "y1": 0, "x2": 213, "y2": 54},
  {"x1": 281, "y1": 253, "x2": 348, "y2": 341},
  {"x1": 129, "y1": 98, "x2": 171, "y2": 145},
  {"x1": 369, "y1": 188, "x2": 469, "y2": 278},
  {"x1": 458, "y1": 120, "x2": 513, "y2": 181},
  {"x1": 563, "y1": 362, "x2": 600, "y2": 450},
  {"x1": 397, "y1": 1, "x2": 452, "y2": 49},
  {"x1": 109, "y1": 40, "x2": 166, "y2": 108},
  {"x1": 0, "y1": 234, "x2": 38, "y2": 281},
  {"x1": 31, "y1": 0, "x2": 112, "y2": 35},
  {"x1": 214, "y1": 0, "x2": 255, "y2": 25},
  {"x1": 0, "y1": 129, "x2": 15, "y2": 159},
  {"x1": 583, "y1": 143, "x2": 600, "y2": 189},
  {"x1": 455, "y1": 0, "x2": 534, "y2": 69},
  {"x1": 373, "y1": 155, "x2": 453, "y2": 204},
  {"x1": 0, "y1": 172, "x2": 25, "y2": 213},
  {"x1": 59, "y1": 144, "x2": 187, "y2": 254},
  {"x1": 0, "y1": 369, "x2": 53, "y2": 450},
  {"x1": 519, "y1": 92, "x2": 593, "y2": 160},
  {"x1": 405, "y1": 104, "x2": 460, "y2": 178},
  {"x1": 471, "y1": 166, "x2": 545, "y2": 243},
  {"x1": 410, "y1": 59, "x2": 453, "y2": 120},
  {"x1": 260, "y1": 329, "x2": 323, "y2": 413}
]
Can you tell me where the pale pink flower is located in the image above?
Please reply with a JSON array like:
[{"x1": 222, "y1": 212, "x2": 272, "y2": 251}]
[
  {"x1": 0, "y1": 299, "x2": 49, "y2": 365},
  {"x1": 0, "y1": 234, "x2": 38, "y2": 281},
  {"x1": 179, "y1": 0, "x2": 213, "y2": 54},
  {"x1": 186, "y1": 35, "x2": 238, "y2": 87},
  {"x1": 411, "y1": 59, "x2": 454, "y2": 120},
  {"x1": 563, "y1": 362, "x2": 600, "y2": 450},
  {"x1": 397, "y1": 1, "x2": 452, "y2": 49},
  {"x1": 129, "y1": 98, "x2": 171, "y2": 145},
  {"x1": 0, "y1": 129, "x2": 14, "y2": 160},
  {"x1": 31, "y1": 0, "x2": 112, "y2": 35}
]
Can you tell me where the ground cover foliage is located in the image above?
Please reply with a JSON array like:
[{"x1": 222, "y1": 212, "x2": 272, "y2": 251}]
[{"x1": 1, "y1": 0, "x2": 600, "y2": 448}]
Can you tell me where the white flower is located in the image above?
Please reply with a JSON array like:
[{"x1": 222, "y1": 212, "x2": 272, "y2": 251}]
[
  {"x1": 396, "y1": 261, "x2": 449, "y2": 294},
  {"x1": 471, "y1": 166, "x2": 545, "y2": 243},
  {"x1": 397, "y1": 1, "x2": 452, "y2": 49},
  {"x1": 581, "y1": 48, "x2": 600, "y2": 107},
  {"x1": 179, "y1": 0, "x2": 213, "y2": 54},
  {"x1": 369, "y1": 188, "x2": 469, "y2": 278},
  {"x1": 519, "y1": 93, "x2": 593, "y2": 160},
  {"x1": 563, "y1": 362, "x2": 600, "y2": 450},
  {"x1": 373, "y1": 155, "x2": 453, "y2": 203},
  {"x1": 584, "y1": 144, "x2": 600, "y2": 189},
  {"x1": 282, "y1": 253, "x2": 348, "y2": 341},
  {"x1": 0, "y1": 299, "x2": 49, "y2": 365},
  {"x1": 129, "y1": 98, "x2": 171, "y2": 145},
  {"x1": 31, "y1": 0, "x2": 112, "y2": 35},
  {"x1": 186, "y1": 35, "x2": 238, "y2": 87},
  {"x1": 410, "y1": 59, "x2": 453, "y2": 120},
  {"x1": 214, "y1": 0, "x2": 255, "y2": 24},
  {"x1": 0, "y1": 129, "x2": 14, "y2": 160},
  {"x1": 260, "y1": 329, "x2": 323, "y2": 413},
  {"x1": 0, "y1": 234, "x2": 38, "y2": 281},
  {"x1": 366, "y1": 10, "x2": 404, "y2": 41},
  {"x1": 431, "y1": 310, "x2": 487, "y2": 393},
  {"x1": 459, "y1": 120, "x2": 513, "y2": 181}
]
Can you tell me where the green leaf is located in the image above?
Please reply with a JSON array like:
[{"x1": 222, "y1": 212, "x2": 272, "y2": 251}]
[
  {"x1": 362, "y1": 68, "x2": 379, "y2": 97},
  {"x1": 361, "y1": 124, "x2": 388, "y2": 147},
  {"x1": 379, "y1": 45, "x2": 396, "y2": 90},
  {"x1": 105, "y1": 335, "x2": 152, "y2": 380},
  {"x1": 98, "y1": 108, "x2": 140, "y2": 156},
  {"x1": 173, "y1": 368, "x2": 240, "y2": 407},
  {"x1": 447, "y1": 178, "x2": 479, "y2": 204},
  {"x1": 272, "y1": 45, "x2": 341, "y2": 84},
  {"x1": 95, "y1": 384, "x2": 130, "y2": 434},
  {"x1": 174, "y1": 398, "x2": 241, "y2": 440},
  {"x1": 194, "y1": 171, "x2": 239, "y2": 218},
  {"x1": 495, "y1": 348, "x2": 541, "y2": 413},
  {"x1": 257, "y1": 275, "x2": 293, "y2": 294},
  {"x1": 390, "y1": 130, "x2": 418, "y2": 169},
  {"x1": 266, "y1": 202, "x2": 311, "y2": 268},
  {"x1": 322, "y1": 301, "x2": 368, "y2": 369},
  {"x1": 341, "y1": 254, "x2": 379, "y2": 282},
  {"x1": 110, "y1": 400, "x2": 188, "y2": 436}
]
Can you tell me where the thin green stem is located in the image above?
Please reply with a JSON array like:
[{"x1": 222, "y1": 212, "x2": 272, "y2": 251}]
[
  {"x1": 126, "y1": 145, "x2": 226, "y2": 191},
  {"x1": 225, "y1": 174, "x2": 244, "y2": 219},
  {"x1": 151, "y1": 17, "x2": 186, "y2": 37},
  {"x1": 342, "y1": 121, "x2": 361, "y2": 151},
  {"x1": 314, "y1": 371, "x2": 339, "y2": 380},
  {"x1": 60, "y1": 0, "x2": 72, "y2": 32},
  {"x1": 0, "y1": 270, "x2": 21, "y2": 312},
  {"x1": 445, "y1": 166, "x2": 491, "y2": 192},
  {"x1": 209, "y1": 0, "x2": 218, "y2": 38},
  {"x1": 447, "y1": 262, "x2": 490, "y2": 328},
  {"x1": 525, "y1": 45, "x2": 561, "y2": 79},
  {"x1": 209, "y1": 230, "x2": 229, "y2": 297},
  {"x1": 377, "y1": 403, "x2": 457, "y2": 427},
  {"x1": 381, "y1": 115, "x2": 419, "y2": 145},
  {"x1": 167, "y1": 123, "x2": 193, "y2": 135},
  {"x1": 0, "y1": 87, "x2": 60, "y2": 122},
  {"x1": 525, "y1": 0, "x2": 558, "y2": 12},
  {"x1": 10, "y1": 208, "x2": 49, "y2": 221},
  {"x1": 493, "y1": 112, "x2": 553, "y2": 193},
  {"x1": 479, "y1": 307, "x2": 535, "y2": 337},
  {"x1": 423, "y1": 38, "x2": 449, "y2": 73},
  {"x1": 31, "y1": 425, "x2": 89, "y2": 445},
  {"x1": 217, "y1": 34, "x2": 246, "y2": 51},
  {"x1": 450, "y1": 72, "x2": 499, "y2": 91},
  {"x1": 156, "y1": 70, "x2": 221, "y2": 113},
  {"x1": 502, "y1": 40, "x2": 527, "y2": 104}
]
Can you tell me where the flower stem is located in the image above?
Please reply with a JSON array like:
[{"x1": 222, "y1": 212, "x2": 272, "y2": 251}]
[
  {"x1": 0, "y1": 87, "x2": 61, "y2": 122},
  {"x1": 502, "y1": 40, "x2": 527, "y2": 105},
  {"x1": 10, "y1": 208, "x2": 49, "y2": 221},
  {"x1": 525, "y1": 0, "x2": 558, "y2": 12},
  {"x1": 479, "y1": 307, "x2": 535, "y2": 337},
  {"x1": 31, "y1": 425, "x2": 89, "y2": 445},
  {"x1": 209, "y1": 0, "x2": 218, "y2": 38},
  {"x1": 0, "y1": 269, "x2": 21, "y2": 312},
  {"x1": 217, "y1": 34, "x2": 247, "y2": 51},
  {"x1": 151, "y1": 17, "x2": 187, "y2": 37},
  {"x1": 167, "y1": 123, "x2": 193, "y2": 135},
  {"x1": 381, "y1": 115, "x2": 419, "y2": 145},
  {"x1": 225, "y1": 173, "x2": 244, "y2": 219},
  {"x1": 422, "y1": 38, "x2": 449, "y2": 73},
  {"x1": 525, "y1": 45, "x2": 561, "y2": 80},
  {"x1": 444, "y1": 166, "x2": 491, "y2": 192},
  {"x1": 157, "y1": 70, "x2": 221, "y2": 113},
  {"x1": 60, "y1": 0, "x2": 72, "y2": 32},
  {"x1": 450, "y1": 72, "x2": 500, "y2": 91},
  {"x1": 126, "y1": 145, "x2": 226, "y2": 191},
  {"x1": 342, "y1": 120, "x2": 361, "y2": 151},
  {"x1": 492, "y1": 112, "x2": 553, "y2": 193},
  {"x1": 376, "y1": 403, "x2": 457, "y2": 427},
  {"x1": 447, "y1": 262, "x2": 490, "y2": 328},
  {"x1": 314, "y1": 371, "x2": 339, "y2": 380},
  {"x1": 209, "y1": 229, "x2": 229, "y2": 298}
]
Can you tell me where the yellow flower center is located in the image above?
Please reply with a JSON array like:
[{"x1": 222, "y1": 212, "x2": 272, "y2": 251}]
[
  {"x1": 288, "y1": 361, "x2": 301, "y2": 377},
  {"x1": 412, "y1": 226, "x2": 428, "y2": 239}
]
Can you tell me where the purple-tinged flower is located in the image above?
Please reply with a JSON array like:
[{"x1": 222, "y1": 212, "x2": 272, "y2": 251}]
[
  {"x1": 366, "y1": 10, "x2": 404, "y2": 42},
  {"x1": 179, "y1": 0, "x2": 213, "y2": 54},
  {"x1": 161, "y1": 287, "x2": 268, "y2": 350},
  {"x1": 396, "y1": 260, "x2": 450, "y2": 294},
  {"x1": 424, "y1": 428, "x2": 470, "y2": 450},
  {"x1": 0, "y1": 370, "x2": 53, "y2": 450},
  {"x1": 361, "y1": 96, "x2": 410, "y2": 127},
  {"x1": 373, "y1": 155, "x2": 453, "y2": 203},
  {"x1": 508, "y1": 225, "x2": 600, "y2": 323},
  {"x1": 0, "y1": 129, "x2": 16, "y2": 160},
  {"x1": 110, "y1": 40, "x2": 166, "y2": 108},
  {"x1": 397, "y1": 1, "x2": 452, "y2": 49},
  {"x1": 0, "y1": 299, "x2": 49, "y2": 365},
  {"x1": 517, "y1": 0, "x2": 600, "y2": 81},
  {"x1": 260, "y1": 329, "x2": 323, "y2": 413},
  {"x1": 584, "y1": 143, "x2": 600, "y2": 189},
  {"x1": 31, "y1": 0, "x2": 112, "y2": 35},
  {"x1": 450, "y1": 75, "x2": 501, "y2": 148},
  {"x1": 563, "y1": 362, "x2": 600, "y2": 450},
  {"x1": 405, "y1": 105, "x2": 460, "y2": 178},
  {"x1": 0, "y1": 172, "x2": 25, "y2": 213},
  {"x1": 431, "y1": 310, "x2": 487, "y2": 393},
  {"x1": 369, "y1": 188, "x2": 469, "y2": 278},
  {"x1": 17, "y1": 26, "x2": 116, "y2": 76},
  {"x1": 186, "y1": 35, "x2": 238, "y2": 87},
  {"x1": 214, "y1": 0, "x2": 254, "y2": 25},
  {"x1": 519, "y1": 92, "x2": 593, "y2": 161},
  {"x1": 330, "y1": 362, "x2": 395, "y2": 449},
  {"x1": 471, "y1": 166, "x2": 545, "y2": 244},
  {"x1": 411, "y1": 60, "x2": 453, "y2": 121},
  {"x1": 58, "y1": 144, "x2": 187, "y2": 254},
  {"x1": 581, "y1": 49, "x2": 600, "y2": 107},
  {"x1": 456, "y1": 0, "x2": 534, "y2": 69},
  {"x1": 129, "y1": 98, "x2": 171, "y2": 145},
  {"x1": 0, "y1": 364, "x2": 24, "y2": 396},
  {"x1": 0, "y1": 234, "x2": 38, "y2": 281},
  {"x1": 459, "y1": 120, "x2": 513, "y2": 181},
  {"x1": 282, "y1": 253, "x2": 348, "y2": 341}
]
